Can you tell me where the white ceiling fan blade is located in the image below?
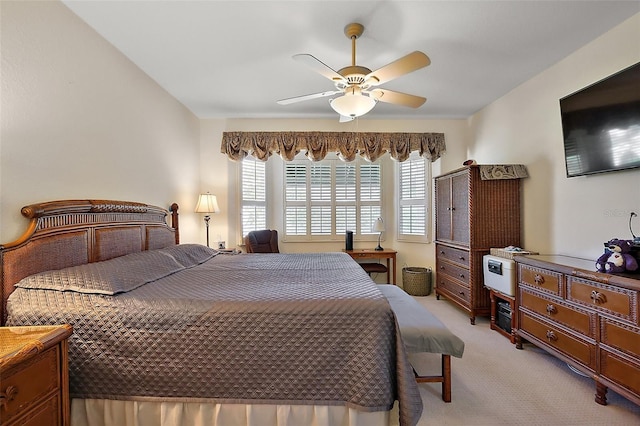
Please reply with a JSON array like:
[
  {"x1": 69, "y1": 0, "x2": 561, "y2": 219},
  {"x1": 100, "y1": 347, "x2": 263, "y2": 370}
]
[
  {"x1": 369, "y1": 88, "x2": 426, "y2": 108},
  {"x1": 364, "y1": 51, "x2": 431, "y2": 86},
  {"x1": 293, "y1": 54, "x2": 347, "y2": 83},
  {"x1": 277, "y1": 90, "x2": 342, "y2": 105},
  {"x1": 339, "y1": 115, "x2": 355, "y2": 123}
]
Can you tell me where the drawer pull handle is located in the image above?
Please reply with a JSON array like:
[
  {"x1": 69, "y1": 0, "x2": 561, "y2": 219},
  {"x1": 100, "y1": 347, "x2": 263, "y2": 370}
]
[
  {"x1": 459, "y1": 274, "x2": 465, "y2": 278},
  {"x1": 0, "y1": 385, "x2": 18, "y2": 408},
  {"x1": 440, "y1": 250, "x2": 445, "y2": 255},
  {"x1": 458, "y1": 291, "x2": 465, "y2": 296},
  {"x1": 458, "y1": 256, "x2": 465, "y2": 261},
  {"x1": 545, "y1": 330, "x2": 558, "y2": 342},
  {"x1": 590, "y1": 291, "x2": 607, "y2": 304},
  {"x1": 440, "y1": 266, "x2": 445, "y2": 269},
  {"x1": 534, "y1": 274, "x2": 545, "y2": 285},
  {"x1": 546, "y1": 304, "x2": 557, "y2": 315}
]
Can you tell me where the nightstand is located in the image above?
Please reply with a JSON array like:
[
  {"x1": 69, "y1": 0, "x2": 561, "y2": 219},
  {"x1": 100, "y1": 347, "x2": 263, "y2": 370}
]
[
  {"x1": 0, "y1": 325, "x2": 73, "y2": 426},
  {"x1": 489, "y1": 289, "x2": 516, "y2": 343}
]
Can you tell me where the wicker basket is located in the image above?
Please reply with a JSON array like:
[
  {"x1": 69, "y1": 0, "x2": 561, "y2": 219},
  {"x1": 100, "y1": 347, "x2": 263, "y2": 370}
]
[{"x1": 402, "y1": 267, "x2": 432, "y2": 296}]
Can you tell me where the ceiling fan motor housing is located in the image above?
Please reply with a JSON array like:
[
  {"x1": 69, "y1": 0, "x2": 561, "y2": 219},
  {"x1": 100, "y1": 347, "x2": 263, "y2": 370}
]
[{"x1": 336, "y1": 65, "x2": 373, "y2": 88}]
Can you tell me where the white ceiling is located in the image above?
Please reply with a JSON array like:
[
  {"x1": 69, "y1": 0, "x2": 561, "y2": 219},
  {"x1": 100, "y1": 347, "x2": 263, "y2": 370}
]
[{"x1": 61, "y1": 1, "x2": 639, "y2": 120}]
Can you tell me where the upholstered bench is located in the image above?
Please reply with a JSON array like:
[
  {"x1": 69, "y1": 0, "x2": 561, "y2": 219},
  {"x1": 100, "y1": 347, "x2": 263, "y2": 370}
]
[{"x1": 378, "y1": 284, "x2": 465, "y2": 402}]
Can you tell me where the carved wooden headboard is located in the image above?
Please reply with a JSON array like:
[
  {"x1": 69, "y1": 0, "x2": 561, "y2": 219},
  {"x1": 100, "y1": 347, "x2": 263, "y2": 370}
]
[{"x1": 0, "y1": 199, "x2": 179, "y2": 325}]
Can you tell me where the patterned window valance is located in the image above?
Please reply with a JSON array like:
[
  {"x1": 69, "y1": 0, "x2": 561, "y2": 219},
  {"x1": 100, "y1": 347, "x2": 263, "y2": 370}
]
[{"x1": 220, "y1": 131, "x2": 446, "y2": 162}]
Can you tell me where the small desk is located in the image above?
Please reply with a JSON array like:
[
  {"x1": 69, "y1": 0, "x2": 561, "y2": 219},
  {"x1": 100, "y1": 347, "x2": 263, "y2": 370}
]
[{"x1": 344, "y1": 249, "x2": 397, "y2": 285}]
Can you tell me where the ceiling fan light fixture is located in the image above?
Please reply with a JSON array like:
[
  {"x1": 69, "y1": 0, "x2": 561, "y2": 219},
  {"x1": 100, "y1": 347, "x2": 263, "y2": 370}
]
[{"x1": 330, "y1": 90, "x2": 377, "y2": 118}]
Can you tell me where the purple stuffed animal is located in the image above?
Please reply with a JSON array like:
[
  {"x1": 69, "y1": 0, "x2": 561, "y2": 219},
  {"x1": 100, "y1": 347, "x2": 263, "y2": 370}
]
[{"x1": 596, "y1": 239, "x2": 639, "y2": 273}]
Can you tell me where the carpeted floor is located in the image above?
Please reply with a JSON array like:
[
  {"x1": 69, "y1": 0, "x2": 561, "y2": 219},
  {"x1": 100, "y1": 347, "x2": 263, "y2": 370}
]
[{"x1": 406, "y1": 293, "x2": 640, "y2": 425}]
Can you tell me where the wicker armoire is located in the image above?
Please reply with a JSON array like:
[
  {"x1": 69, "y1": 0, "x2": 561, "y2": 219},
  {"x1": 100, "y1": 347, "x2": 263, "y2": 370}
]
[{"x1": 434, "y1": 165, "x2": 523, "y2": 324}]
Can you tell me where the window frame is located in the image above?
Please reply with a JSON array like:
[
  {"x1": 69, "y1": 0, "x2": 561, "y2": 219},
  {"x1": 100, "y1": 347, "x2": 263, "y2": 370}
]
[
  {"x1": 238, "y1": 155, "x2": 268, "y2": 239},
  {"x1": 282, "y1": 154, "x2": 383, "y2": 242},
  {"x1": 396, "y1": 152, "x2": 431, "y2": 243}
]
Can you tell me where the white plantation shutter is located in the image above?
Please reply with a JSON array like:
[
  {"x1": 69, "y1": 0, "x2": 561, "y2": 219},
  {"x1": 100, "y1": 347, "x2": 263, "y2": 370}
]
[
  {"x1": 284, "y1": 159, "x2": 381, "y2": 238},
  {"x1": 398, "y1": 153, "x2": 429, "y2": 240},
  {"x1": 241, "y1": 157, "x2": 267, "y2": 236},
  {"x1": 359, "y1": 163, "x2": 381, "y2": 234}
]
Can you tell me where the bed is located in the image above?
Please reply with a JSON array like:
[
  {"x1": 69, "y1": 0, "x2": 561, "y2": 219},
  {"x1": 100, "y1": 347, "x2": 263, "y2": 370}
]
[{"x1": 0, "y1": 199, "x2": 422, "y2": 426}]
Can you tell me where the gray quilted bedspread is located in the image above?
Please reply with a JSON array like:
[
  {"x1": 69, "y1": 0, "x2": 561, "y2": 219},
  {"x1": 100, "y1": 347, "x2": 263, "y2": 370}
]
[{"x1": 7, "y1": 250, "x2": 422, "y2": 426}]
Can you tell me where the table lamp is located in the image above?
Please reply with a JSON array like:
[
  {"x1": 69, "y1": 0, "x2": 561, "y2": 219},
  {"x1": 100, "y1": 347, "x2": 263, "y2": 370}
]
[
  {"x1": 373, "y1": 217, "x2": 385, "y2": 251},
  {"x1": 195, "y1": 192, "x2": 220, "y2": 247}
]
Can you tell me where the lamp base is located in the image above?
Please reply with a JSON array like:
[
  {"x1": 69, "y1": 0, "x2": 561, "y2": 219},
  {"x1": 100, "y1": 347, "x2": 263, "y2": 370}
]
[
  {"x1": 204, "y1": 215, "x2": 211, "y2": 247},
  {"x1": 375, "y1": 233, "x2": 383, "y2": 251}
]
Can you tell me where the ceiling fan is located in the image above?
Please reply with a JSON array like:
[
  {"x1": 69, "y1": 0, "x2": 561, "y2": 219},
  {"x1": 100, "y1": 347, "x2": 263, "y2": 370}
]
[{"x1": 277, "y1": 22, "x2": 431, "y2": 122}]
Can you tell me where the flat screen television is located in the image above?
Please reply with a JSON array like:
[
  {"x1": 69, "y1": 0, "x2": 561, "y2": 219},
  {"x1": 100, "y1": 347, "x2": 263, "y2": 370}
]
[{"x1": 560, "y1": 62, "x2": 640, "y2": 178}]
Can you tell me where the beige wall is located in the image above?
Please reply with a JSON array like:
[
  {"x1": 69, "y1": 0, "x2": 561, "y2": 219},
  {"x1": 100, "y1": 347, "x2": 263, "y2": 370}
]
[
  {"x1": 0, "y1": 0, "x2": 201, "y2": 243},
  {"x1": 467, "y1": 13, "x2": 640, "y2": 260}
]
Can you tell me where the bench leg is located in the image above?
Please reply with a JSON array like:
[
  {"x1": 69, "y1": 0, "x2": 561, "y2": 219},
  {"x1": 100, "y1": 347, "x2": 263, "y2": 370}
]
[
  {"x1": 442, "y1": 354, "x2": 451, "y2": 402},
  {"x1": 413, "y1": 354, "x2": 452, "y2": 403}
]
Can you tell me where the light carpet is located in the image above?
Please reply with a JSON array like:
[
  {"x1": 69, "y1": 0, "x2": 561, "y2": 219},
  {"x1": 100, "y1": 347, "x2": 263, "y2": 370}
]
[{"x1": 406, "y1": 293, "x2": 640, "y2": 425}]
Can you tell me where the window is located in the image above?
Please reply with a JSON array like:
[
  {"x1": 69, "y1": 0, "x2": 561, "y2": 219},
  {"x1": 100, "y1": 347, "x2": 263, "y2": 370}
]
[
  {"x1": 397, "y1": 152, "x2": 430, "y2": 241},
  {"x1": 284, "y1": 157, "x2": 381, "y2": 239},
  {"x1": 240, "y1": 156, "x2": 266, "y2": 237}
]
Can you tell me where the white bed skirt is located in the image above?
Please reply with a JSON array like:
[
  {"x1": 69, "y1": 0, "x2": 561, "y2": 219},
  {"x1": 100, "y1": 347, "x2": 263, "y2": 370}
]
[{"x1": 71, "y1": 399, "x2": 399, "y2": 426}]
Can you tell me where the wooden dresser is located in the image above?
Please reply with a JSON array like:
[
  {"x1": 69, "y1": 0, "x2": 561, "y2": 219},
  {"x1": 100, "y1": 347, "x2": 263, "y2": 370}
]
[
  {"x1": 515, "y1": 255, "x2": 639, "y2": 406},
  {"x1": 434, "y1": 165, "x2": 522, "y2": 324},
  {"x1": 0, "y1": 325, "x2": 73, "y2": 426}
]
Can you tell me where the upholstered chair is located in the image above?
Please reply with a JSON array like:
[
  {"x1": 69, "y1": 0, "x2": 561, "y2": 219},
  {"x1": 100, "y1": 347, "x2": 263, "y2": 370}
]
[{"x1": 244, "y1": 229, "x2": 279, "y2": 253}]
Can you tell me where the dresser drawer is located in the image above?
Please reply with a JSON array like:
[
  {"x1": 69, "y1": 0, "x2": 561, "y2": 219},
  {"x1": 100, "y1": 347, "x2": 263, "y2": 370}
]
[
  {"x1": 519, "y1": 312, "x2": 596, "y2": 370},
  {"x1": 520, "y1": 289, "x2": 595, "y2": 338},
  {"x1": 436, "y1": 245, "x2": 470, "y2": 268},
  {"x1": 1, "y1": 346, "x2": 60, "y2": 423},
  {"x1": 518, "y1": 264, "x2": 562, "y2": 296},
  {"x1": 436, "y1": 275, "x2": 471, "y2": 305},
  {"x1": 599, "y1": 348, "x2": 640, "y2": 398},
  {"x1": 567, "y1": 277, "x2": 638, "y2": 323},
  {"x1": 600, "y1": 317, "x2": 640, "y2": 358},
  {"x1": 7, "y1": 394, "x2": 60, "y2": 426},
  {"x1": 436, "y1": 261, "x2": 470, "y2": 286}
]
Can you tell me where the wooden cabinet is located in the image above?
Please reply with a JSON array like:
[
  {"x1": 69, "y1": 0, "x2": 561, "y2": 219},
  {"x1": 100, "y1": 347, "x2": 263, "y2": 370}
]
[
  {"x1": 489, "y1": 289, "x2": 516, "y2": 343},
  {"x1": 434, "y1": 166, "x2": 522, "y2": 324},
  {"x1": 0, "y1": 325, "x2": 72, "y2": 426},
  {"x1": 515, "y1": 255, "x2": 640, "y2": 406}
]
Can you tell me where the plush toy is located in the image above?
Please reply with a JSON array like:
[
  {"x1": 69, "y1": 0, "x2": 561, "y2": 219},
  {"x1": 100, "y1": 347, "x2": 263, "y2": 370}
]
[{"x1": 595, "y1": 239, "x2": 639, "y2": 273}]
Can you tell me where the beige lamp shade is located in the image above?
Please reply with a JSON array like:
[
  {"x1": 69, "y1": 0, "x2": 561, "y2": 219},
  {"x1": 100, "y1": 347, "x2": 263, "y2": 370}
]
[
  {"x1": 195, "y1": 193, "x2": 220, "y2": 214},
  {"x1": 372, "y1": 217, "x2": 385, "y2": 232}
]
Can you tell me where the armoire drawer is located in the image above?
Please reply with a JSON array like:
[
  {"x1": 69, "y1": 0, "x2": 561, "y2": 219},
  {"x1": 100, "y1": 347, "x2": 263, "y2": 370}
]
[
  {"x1": 436, "y1": 245, "x2": 470, "y2": 268},
  {"x1": 600, "y1": 317, "x2": 640, "y2": 358},
  {"x1": 567, "y1": 277, "x2": 638, "y2": 324},
  {"x1": 519, "y1": 289, "x2": 595, "y2": 338},
  {"x1": 436, "y1": 275, "x2": 471, "y2": 305},
  {"x1": 436, "y1": 261, "x2": 470, "y2": 286},
  {"x1": 519, "y1": 311, "x2": 596, "y2": 371},
  {"x1": 518, "y1": 264, "x2": 562, "y2": 295}
]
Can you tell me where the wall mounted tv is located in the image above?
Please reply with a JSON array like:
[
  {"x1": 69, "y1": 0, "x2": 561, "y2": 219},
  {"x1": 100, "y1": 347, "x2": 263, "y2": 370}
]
[{"x1": 560, "y1": 62, "x2": 640, "y2": 178}]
